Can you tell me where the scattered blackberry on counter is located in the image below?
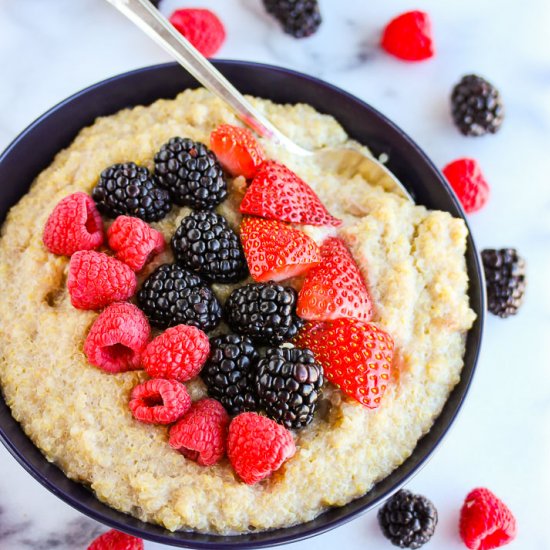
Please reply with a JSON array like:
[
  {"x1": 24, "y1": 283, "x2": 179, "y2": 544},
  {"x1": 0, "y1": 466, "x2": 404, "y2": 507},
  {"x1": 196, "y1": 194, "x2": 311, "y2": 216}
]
[
  {"x1": 378, "y1": 490, "x2": 438, "y2": 549},
  {"x1": 201, "y1": 334, "x2": 260, "y2": 415},
  {"x1": 225, "y1": 282, "x2": 303, "y2": 345},
  {"x1": 481, "y1": 248, "x2": 526, "y2": 318},
  {"x1": 154, "y1": 137, "x2": 227, "y2": 210},
  {"x1": 92, "y1": 162, "x2": 171, "y2": 222},
  {"x1": 451, "y1": 74, "x2": 504, "y2": 136},
  {"x1": 137, "y1": 263, "x2": 222, "y2": 331},
  {"x1": 263, "y1": 0, "x2": 322, "y2": 38},
  {"x1": 255, "y1": 344, "x2": 323, "y2": 430},
  {"x1": 171, "y1": 211, "x2": 247, "y2": 283},
  {"x1": 148, "y1": 0, "x2": 161, "y2": 7}
]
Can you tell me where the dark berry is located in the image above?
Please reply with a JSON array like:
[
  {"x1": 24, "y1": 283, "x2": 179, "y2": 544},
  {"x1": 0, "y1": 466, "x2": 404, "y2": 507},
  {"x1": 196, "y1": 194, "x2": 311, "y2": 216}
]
[
  {"x1": 154, "y1": 137, "x2": 227, "y2": 209},
  {"x1": 481, "y1": 248, "x2": 526, "y2": 318},
  {"x1": 378, "y1": 489, "x2": 438, "y2": 549},
  {"x1": 263, "y1": 0, "x2": 322, "y2": 38},
  {"x1": 137, "y1": 263, "x2": 222, "y2": 331}
]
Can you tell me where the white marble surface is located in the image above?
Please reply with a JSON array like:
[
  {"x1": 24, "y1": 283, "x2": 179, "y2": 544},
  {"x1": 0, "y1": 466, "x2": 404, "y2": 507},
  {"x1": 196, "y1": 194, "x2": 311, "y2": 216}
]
[{"x1": 1, "y1": 0, "x2": 549, "y2": 548}]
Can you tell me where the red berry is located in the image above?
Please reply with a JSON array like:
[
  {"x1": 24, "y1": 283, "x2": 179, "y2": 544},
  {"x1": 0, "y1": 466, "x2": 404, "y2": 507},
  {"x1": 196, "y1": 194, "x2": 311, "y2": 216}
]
[
  {"x1": 381, "y1": 10, "x2": 434, "y2": 62},
  {"x1": 169, "y1": 398, "x2": 230, "y2": 466},
  {"x1": 443, "y1": 158, "x2": 490, "y2": 214},
  {"x1": 84, "y1": 302, "x2": 150, "y2": 374},
  {"x1": 107, "y1": 215, "x2": 165, "y2": 271},
  {"x1": 460, "y1": 488, "x2": 517, "y2": 550},
  {"x1": 210, "y1": 124, "x2": 265, "y2": 179},
  {"x1": 240, "y1": 217, "x2": 321, "y2": 282},
  {"x1": 240, "y1": 160, "x2": 342, "y2": 227},
  {"x1": 87, "y1": 529, "x2": 143, "y2": 550},
  {"x1": 129, "y1": 378, "x2": 191, "y2": 425},
  {"x1": 227, "y1": 412, "x2": 296, "y2": 484},
  {"x1": 294, "y1": 319, "x2": 394, "y2": 408},
  {"x1": 142, "y1": 324, "x2": 210, "y2": 382},
  {"x1": 67, "y1": 251, "x2": 137, "y2": 310},
  {"x1": 169, "y1": 9, "x2": 225, "y2": 58},
  {"x1": 43, "y1": 192, "x2": 103, "y2": 256},
  {"x1": 297, "y1": 237, "x2": 373, "y2": 322}
]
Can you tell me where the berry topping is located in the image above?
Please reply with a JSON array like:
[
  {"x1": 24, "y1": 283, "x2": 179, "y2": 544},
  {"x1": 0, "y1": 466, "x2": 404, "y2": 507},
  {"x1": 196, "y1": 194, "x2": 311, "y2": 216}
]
[
  {"x1": 210, "y1": 124, "x2": 265, "y2": 179},
  {"x1": 67, "y1": 251, "x2": 137, "y2": 310},
  {"x1": 381, "y1": 10, "x2": 434, "y2": 62},
  {"x1": 442, "y1": 158, "x2": 490, "y2": 214},
  {"x1": 87, "y1": 529, "x2": 144, "y2": 550},
  {"x1": 240, "y1": 160, "x2": 341, "y2": 226},
  {"x1": 169, "y1": 9, "x2": 226, "y2": 58},
  {"x1": 294, "y1": 319, "x2": 394, "y2": 408},
  {"x1": 107, "y1": 215, "x2": 165, "y2": 272},
  {"x1": 297, "y1": 237, "x2": 373, "y2": 322},
  {"x1": 262, "y1": 0, "x2": 322, "y2": 38},
  {"x1": 240, "y1": 217, "x2": 321, "y2": 282},
  {"x1": 171, "y1": 211, "x2": 247, "y2": 283},
  {"x1": 227, "y1": 412, "x2": 296, "y2": 484},
  {"x1": 255, "y1": 345, "x2": 323, "y2": 430},
  {"x1": 43, "y1": 192, "x2": 103, "y2": 256},
  {"x1": 451, "y1": 75, "x2": 504, "y2": 137},
  {"x1": 92, "y1": 162, "x2": 171, "y2": 222},
  {"x1": 142, "y1": 324, "x2": 210, "y2": 382},
  {"x1": 201, "y1": 334, "x2": 260, "y2": 415},
  {"x1": 459, "y1": 488, "x2": 517, "y2": 550},
  {"x1": 378, "y1": 489, "x2": 438, "y2": 549},
  {"x1": 154, "y1": 137, "x2": 227, "y2": 210},
  {"x1": 84, "y1": 302, "x2": 150, "y2": 374},
  {"x1": 129, "y1": 378, "x2": 191, "y2": 425},
  {"x1": 481, "y1": 248, "x2": 526, "y2": 318},
  {"x1": 169, "y1": 398, "x2": 230, "y2": 466},
  {"x1": 225, "y1": 282, "x2": 303, "y2": 345},
  {"x1": 137, "y1": 264, "x2": 222, "y2": 331}
]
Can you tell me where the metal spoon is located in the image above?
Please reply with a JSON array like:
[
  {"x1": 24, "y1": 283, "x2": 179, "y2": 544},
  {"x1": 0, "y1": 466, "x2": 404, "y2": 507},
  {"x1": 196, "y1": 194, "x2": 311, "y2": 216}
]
[{"x1": 105, "y1": 0, "x2": 414, "y2": 202}]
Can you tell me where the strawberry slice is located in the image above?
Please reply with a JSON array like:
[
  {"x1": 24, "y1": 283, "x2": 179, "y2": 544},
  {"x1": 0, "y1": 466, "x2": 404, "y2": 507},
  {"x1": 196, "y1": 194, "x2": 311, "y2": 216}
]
[
  {"x1": 210, "y1": 124, "x2": 265, "y2": 179},
  {"x1": 240, "y1": 217, "x2": 321, "y2": 282},
  {"x1": 293, "y1": 319, "x2": 394, "y2": 408},
  {"x1": 297, "y1": 237, "x2": 373, "y2": 322},
  {"x1": 240, "y1": 160, "x2": 342, "y2": 227}
]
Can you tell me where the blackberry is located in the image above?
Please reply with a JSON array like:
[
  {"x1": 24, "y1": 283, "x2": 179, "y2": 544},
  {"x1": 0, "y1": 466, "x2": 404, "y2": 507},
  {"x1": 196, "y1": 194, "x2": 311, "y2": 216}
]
[
  {"x1": 255, "y1": 345, "x2": 323, "y2": 430},
  {"x1": 137, "y1": 263, "x2": 222, "y2": 331},
  {"x1": 92, "y1": 162, "x2": 171, "y2": 222},
  {"x1": 451, "y1": 74, "x2": 504, "y2": 136},
  {"x1": 171, "y1": 211, "x2": 247, "y2": 284},
  {"x1": 201, "y1": 334, "x2": 260, "y2": 415},
  {"x1": 378, "y1": 490, "x2": 438, "y2": 549},
  {"x1": 263, "y1": 0, "x2": 322, "y2": 38},
  {"x1": 225, "y1": 282, "x2": 303, "y2": 345},
  {"x1": 154, "y1": 137, "x2": 227, "y2": 209},
  {"x1": 481, "y1": 248, "x2": 526, "y2": 318}
]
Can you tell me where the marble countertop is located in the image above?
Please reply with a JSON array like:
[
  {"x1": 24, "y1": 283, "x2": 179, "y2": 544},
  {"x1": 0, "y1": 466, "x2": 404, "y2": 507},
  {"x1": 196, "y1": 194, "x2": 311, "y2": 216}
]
[{"x1": 1, "y1": 0, "x2": 549, "y2": 548}]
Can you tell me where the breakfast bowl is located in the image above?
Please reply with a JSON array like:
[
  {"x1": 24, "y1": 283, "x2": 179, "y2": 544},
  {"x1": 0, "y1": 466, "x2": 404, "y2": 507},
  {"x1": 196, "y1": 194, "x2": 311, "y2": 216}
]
[{"x1": 0, "y1": 61, "x2": 485, "y2": 548}]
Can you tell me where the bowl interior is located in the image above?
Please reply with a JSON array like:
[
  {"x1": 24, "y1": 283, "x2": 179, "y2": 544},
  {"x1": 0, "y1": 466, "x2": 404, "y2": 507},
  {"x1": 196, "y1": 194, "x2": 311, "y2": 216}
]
[{"x1": 0, "y1": 61, "x2": 484, "y2": 549}]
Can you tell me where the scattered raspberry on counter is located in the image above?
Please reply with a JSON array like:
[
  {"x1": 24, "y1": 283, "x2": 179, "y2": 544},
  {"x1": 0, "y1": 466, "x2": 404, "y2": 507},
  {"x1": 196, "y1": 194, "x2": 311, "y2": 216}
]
[
  {"x1": 381, "y1": 10, "x2": 434, "y2": 61},
  {"x1": 87, "y1": 529, "x2": 144, "y2": 550},
  {"x1": 442, "y1": 158, "x2": 490, "y2": 214}
]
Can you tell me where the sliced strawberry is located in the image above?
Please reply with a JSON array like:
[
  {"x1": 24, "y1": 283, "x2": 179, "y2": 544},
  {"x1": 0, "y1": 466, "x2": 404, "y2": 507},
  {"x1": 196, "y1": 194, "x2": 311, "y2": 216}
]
[
  {"x1": 210, "y1": 124, "x2": 265, "y2": 179},
  {"x1": 293, "y1": 319, "x2": 394, "y2": 408},
  {"x1": 240, "y1": 160, "x2": 342, "y2": 227},
  {"x1": 297, "y1": 237, "x2": 373, "y2": 322},
  {"x1": 240, "y1": 217, "x2": 321, "y2": 282}
]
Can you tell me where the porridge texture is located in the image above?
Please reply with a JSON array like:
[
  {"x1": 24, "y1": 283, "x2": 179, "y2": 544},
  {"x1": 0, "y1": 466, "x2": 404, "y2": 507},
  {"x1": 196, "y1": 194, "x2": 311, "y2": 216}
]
[{"x1": 0, "y1": 88, "x2": 476, "y2": 533}]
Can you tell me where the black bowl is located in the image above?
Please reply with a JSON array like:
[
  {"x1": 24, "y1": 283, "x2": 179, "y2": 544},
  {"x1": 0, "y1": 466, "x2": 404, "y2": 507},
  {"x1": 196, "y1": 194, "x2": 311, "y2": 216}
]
[{"x1": 0, "y1": 61, "x2": 484, "y2": 548}]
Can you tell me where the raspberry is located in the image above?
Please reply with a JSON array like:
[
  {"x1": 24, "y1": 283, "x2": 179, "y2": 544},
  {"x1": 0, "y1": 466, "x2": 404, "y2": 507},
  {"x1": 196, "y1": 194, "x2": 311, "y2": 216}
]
[
  {"x1": 227, "y1": 412, "x2": 296, "y2": 484},
  {"x1": 129, "y1": 378, "x2": 191, "y2": 424},
  {"x1": 88, "y1": 529, "x2": 143, "y2": 550},
  {"x1": 169, "y1": 9, "x2": 226, "y2": 58},
  {"x1": 381, "y1": 10, "x2": 434, "y2": 62},
  {"x1": 43, "y1": 192, "x2": 103, "y2": 256},
  {"x1": 169, "y1": 398, "x2": 229, "y2": 466},
  {"x1": 68, "y1": 251, "x2": 137, "y2": 310},
  {"x1": 460, "y1": 488, "x2": 517, "y2": 550},
  {"x1": 107, "y1": 216, "x2": 165, "y2": 272},
  {"x1": 142, "y1": 324, "x2": 210, "y2": 382},
  {"x1": 84, "y1": 302, "x2": 151, "y2": 374},
  {"x1": 443, "y1": 158, "x2": 490, "y2": 214}
]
